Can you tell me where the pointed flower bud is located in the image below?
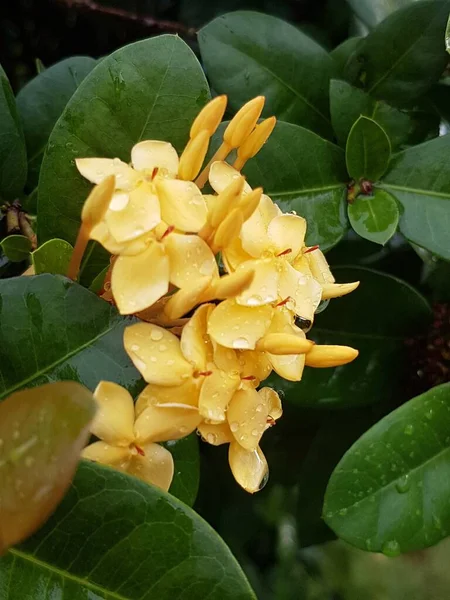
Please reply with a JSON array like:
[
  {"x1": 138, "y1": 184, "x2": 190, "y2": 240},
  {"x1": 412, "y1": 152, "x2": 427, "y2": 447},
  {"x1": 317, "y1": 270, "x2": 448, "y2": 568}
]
[
  {"x1": 190, "y1": 95, "x2": 227, "y2": 138},
  {"x1": 178, "y1": 130, "x2": 211, "y2": 181},
  {"x1": 223, "y1": 96, "x2": 265, "y2": 149},
  {"x1": 305, "y1": 345, "x2": 359, "y2": 368},
  {"x1": 81, "y1": 175, "x2": 116, "y2": 230},
  {"x1": 239, "y1": 187, "x2": 262, "y2": 222},
  {"x1": 235, "y1": 116, "x2": 277, "y2": 168},
  {"x1": 209, "y1": 175, "x2": 246, "y2": 228},
  {"x1": 256, "y1": 333, "x2": 314, "y2": 355}
]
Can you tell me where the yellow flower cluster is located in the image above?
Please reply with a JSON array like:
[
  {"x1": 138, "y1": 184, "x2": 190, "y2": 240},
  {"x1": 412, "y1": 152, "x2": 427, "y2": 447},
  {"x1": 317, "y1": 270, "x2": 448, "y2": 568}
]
[{"x1": 76, "y1": 96, "x2": 359, "y2": 493}]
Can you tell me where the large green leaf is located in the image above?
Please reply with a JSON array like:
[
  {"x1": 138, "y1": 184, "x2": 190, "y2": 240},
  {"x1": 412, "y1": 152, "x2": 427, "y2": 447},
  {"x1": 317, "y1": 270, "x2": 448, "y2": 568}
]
[
  {"x1": 348, "y1": 188, "x2": 399, "y2": 245},
  {"x1": 346, "y1": 0, "x2": 421, "y2": 28},
  {"x1": 16, "y1": 56, "x2": 96, "y2": 194},
  {"x1": 241, "y1": 121, "x2": 349, "y2": 251},
  {"x1": 324, "y1": 383, "x2": 450, "y2": 555},
  {"x1": 165, "y1": 435, "x2": 200, "y2": 507},
  {"x1": 37, "y1": 36, "x2": 209, "y2": 275},
  {"x1": 31, "y1": 238, "x2": 73, "y2": 275},
  {"x1": 198, "y1": 11, "x2": 335, "y2": 136},
  {"x1": 1, "y1": 461, "x2": 255, "y2": 599},
  {"x1": 346, "y1": 116, "x2": 391, "y2": 181},
  {"x1": 330, "y1": 37, "x2": 363, "y2": 77},
  {"x1": 0, "y1": 65, "x2": 27, "y2": 199},
  {"x1": 0, "y1": 274, "x2": 140, "y2": 401},
  {"x1": 345, "y1": 1, "x2": 450, "y2": 106},
  {"x1": 0, "y1": 235, "x2": 31, "y2": 262},
  {"x1": 381, "y1": 133, "x2": 450, "y2": 260},
  {"x1": 270, "y1": 266, "x2": 431, "y2": 408}
]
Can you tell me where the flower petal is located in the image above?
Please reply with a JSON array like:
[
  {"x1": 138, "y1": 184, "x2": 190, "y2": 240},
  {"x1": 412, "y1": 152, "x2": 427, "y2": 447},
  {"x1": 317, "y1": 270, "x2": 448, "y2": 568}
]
[
  {"x1": 106, "y1": 183, "x2": 161, "y2": 243},
  {"x1": 265, "y1": 308, "x2": 306, "y2": 381},
  {"x1": 239, "y1": 350, "x2": 272, "y2": 384},
  {"x1": 267, "y1": 214, "x2": 306, "y2": 259},
  {"x1": 227, "y1": 386, "x2": 269, "y2": 451},
  {"x1": 91, "y1": 381, "x2": 135, "y2": 446},
  {"x1": 240, "y1": 194, "x2": 280, "y2": 257},
  {"x1": 321, "y1": 281, "x2": 360, "y2": 299},
  {"x1": 212, "y1": 341, "x2": 240, "y2": 373},
  {"x1": 112, "y1": 242, "x2": 169, "y2": 314},
  {"x1": 135, "y1": 378, "x2": 200, "y2": 417},
  {"x1": 156, "y1": 179, "x2": 207, "y2": 232},
  {"x1": 258, "y1": 387, "x2": 282, "y2": 421},
  {"x1": 197, "y1": 422, "x2": 233, "y2": 445},
  {"x1": 131, "y1": 140, "x2": 179, "y2": 176},
  {"x1": 306, "y1": 248, "x2": 335, "y2": 284},
  {"x1": 228, "y1": 443, "x2": 268, "y2": 494},
  {"x1": 163, "y1": 276, "x2": 212, "y2": 321},
  {"x1": 81, "y1": 441, "x2": 131, "y2": 468},
  {"x1": 208, "y1": 299, "x2": 273, "y2": 350},
  {"x1": 76, "y1": 157, "x2": 139, "y2": 189},
  {"x1": 165, "y1": 233, "x2": 218, "y2": 288},
  {"x1": 235, "y1": 259, "x2": 279, "y2": 307},
  {"x1": 127, "y1": 442, "x2": 174, "y2": 491},
  {"x1": 278, "y1": 263, "x2": 322, "y2": 321},
  {"x1": 198, "y1": 369, "x2": 240, "y2": 422},
  {"x1": 124, "y1": 322, "x2": 193, "y2": 385},
  {"x1": 180, "y1": 304, "x2": 213, "y2": 371},
  {"x1": 222, "y1": 236, "x2": 253, "y2": 272},
  {"x1": 209, "y1": 161, "x2": 252, "y2": 195}
]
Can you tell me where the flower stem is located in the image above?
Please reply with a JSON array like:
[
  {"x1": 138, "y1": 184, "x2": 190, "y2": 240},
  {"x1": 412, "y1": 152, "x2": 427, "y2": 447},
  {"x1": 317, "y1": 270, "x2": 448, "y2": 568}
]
[{"x1": 67, "y1": 226, "x2": 89, "y2": 281}]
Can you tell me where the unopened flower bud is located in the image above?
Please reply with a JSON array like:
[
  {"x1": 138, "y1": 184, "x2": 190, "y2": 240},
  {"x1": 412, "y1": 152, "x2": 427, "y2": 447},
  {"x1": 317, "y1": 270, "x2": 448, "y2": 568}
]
[
  {"x1": 178, "y1": 130, "x2": 210, "y2": 181},
  {"x1": 305, "y1": 345, "x2": 359, "y2": 367},
  {"x1": 81, "y1": 175, "x2": 115, "y2": 229},
  {"x1": 236, "y1": 116, "x2": 276, "y2": 163},
  {"x1": 223, "y1": 96, "x2": 265, "y2": 149},
  {"x1": 190, "y1": 95, "x2": 227, "y2": 138}
]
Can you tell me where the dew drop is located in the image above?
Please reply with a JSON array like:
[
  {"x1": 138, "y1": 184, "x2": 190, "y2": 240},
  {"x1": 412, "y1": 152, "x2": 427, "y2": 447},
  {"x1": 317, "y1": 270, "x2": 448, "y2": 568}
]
[
  {"x1": 179, "y1": 426, "x2": 188, "y2": 434},
  {"x1": 230, "y1": 422, "x2": 239, "y2": 432},
  {"x1": 382, "y1": 540, "x2": 401, "y2": 557},
  {"x1": 199, "y1": 260, "x2": 213, "y2": 276},
  {"x1": 232, "y1": 337, "x2": 250, "y2": 350},
  {"x1": 404, "y1": 424, "x2": 414, "y2": 435},
  {"x1": 425, "y1": 409, "x2": 434, "y2": 420},
  {"x1": 339, "y1": 508, "x2": 347, "y2": 516},
  {"x1": 255, "y1": 403, "x2": 264, "y2": 413},
  {"x1": 206, "y1": 433, "x2": 217, "y2": 444},
  {"x1": 132, "y1": 356, "x2": 147, "y2": 372},
  {"x1": 150, "y1": 357, "x2": 157, "y2": 363},
  {"x1": 150, "y1": 329, "x2": 164, "y2": 341},
  {"x1": 395, "y1": 474, "x2": 410, "y2": 494},
  {"x1": 433, "y1": 515, "x2": 442, "y2": 529},
  {"x1": 258, "y1": 470, "x2": 269, "y2": 491},
  {"x1": 159, "y1": 344, "x2": 167, "y2": 352},
  {"x1": 167, "y1": 359, "x2": 174, "y2": 366},
  {"x1": 131, "y1": 344, "x2": 140, "y2": 352}
]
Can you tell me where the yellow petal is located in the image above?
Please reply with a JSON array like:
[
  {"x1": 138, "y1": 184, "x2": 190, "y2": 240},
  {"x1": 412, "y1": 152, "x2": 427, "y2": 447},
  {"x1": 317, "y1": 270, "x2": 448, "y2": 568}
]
[
  {"x1": 106, "y1": 183, "x2": 161, "y2": 243},
  {"x1": 222, "y1": 236, "x2": 253, "y2": 272},
  {"x1": 91, "y1": 381, "x2": 135, "y2": 446},
  {"x1": 208, "y1": 175, "x2": 246, "y2": 228},
  {"x1": 305, "y1": 345, "x2": 359, "y2": 368},
  {"x1": 278, "y1": 263, "x2": 322, "y2": 321},
  {"x1": 208, "y1": 299, "x2": 273, "y2": 350},
  {"x1": 178, "y1": 130, "x2": 210, "y2": 181},
  {"x1": 306, "y1": 248, "x2": 335, "y2": 284},
  {"x1": 267, "y1": 214, "x2": 306, "y2": 259},
  {"x1": 203, "y1": 268, "x2": 255, "y2": 302},
  {"x1": 209, "y1": 161, "x2": 252, "y2": 195},
  {"x1": 82, "y1": 441, "x2": 131, "y2": 468},
  {"x1": 239, "y1": 350, "x2": 272, "y2": 384},
  {"x1": 227, "y1": 386, "x2": 269, "y2": 451},
  {"x1": 112, "y1": 242, "x2": 169, "y2": 314},
  {"x1": 81, "y1": 175, "x2": 116, "y2": 228},
  {"x1": 190, "y1": 95, "x2": 227, "y2": 138},
  {"x1": 197, "y1": 421, "x2": 233, "y2": 445},
  {"x1": 76, "y1": 157, "x2": 139, "y2": 189},
  {"x1": 240, "y1": 194, "x2": 280, "y2": 257},
  {"x1": 135, "y1": 378, "x2": 199, "y2": 417},
  {"x1": 239, "y1": 187, "x2": 263, "y2": 222},
  {"x1": 127, "y1": 442, "x2": 174, "y2": 491},
  {"x1": 266, "y1": 308, "x2": 306, "y2": 381},
  {"x1": 198, "y1": 369, "x2": 240, "y2": 422},
  {"x1": 180, "y1": 304, "x2": 213, "y2": 371},
  {"x1": 212, "y1": 208, "x2": 244, "y2": 251},
  {"x1": 124, "y1": 322, "x2": 193, "y2": 385},
  {"x1": 223, "y1": 96, "x2": 265, "y2": 148},
  {"x1": 156, "y1": 179, "x2": 207, "y2": 232},
  {"x1": 256, "y1": 333, "x2": 313, "y2": 354},
  {"x1": 228, "y1": 443, "x2": 268, "y2": 494},
  {"x1": 235, "y1": 259, "x2": 279, "y2": 306},
  {"x1": 131, "y1": 140, "x2": 179, "y2": 176},
  {"x1": 258, "y1": 387, "x2": 282, "y2": 421},
  {"x1": 165, "y1": 233, "x2": 218, "y2": 288},
  {"x1": 321, "y1": 281, "x2": 360, "y2": 299},
  {"x1": 134, "y1": 397, "x2": 201, "y2": 443},
  {"x1": 212, "y1": 341, "x2": 240, "y2": 373},
  {"x1": 163, "y1": 276, "x2": 212, "y2": 321}
]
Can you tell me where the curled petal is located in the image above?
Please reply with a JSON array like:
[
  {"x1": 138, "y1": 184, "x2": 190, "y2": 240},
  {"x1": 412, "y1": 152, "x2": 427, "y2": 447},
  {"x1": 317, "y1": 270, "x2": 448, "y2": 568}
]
[
  {"x1": 228, "y1": 443, "x2": 268, "y2": 494},
  {"x1": 227, "y1": 386, "x2": 270, "y2": 451},
  {"x1": 112, "y1": 242, "x2": 169, "y2": 314},
  {"x1": 131, "y1": 140, "x2": 179, "y2": 176},
  {"x1": 82, "y1": 441, "x2": 131, "y2": 468},
  {"x1": 197, "y1": 421, "x2": 233, "y2": 446},
  {"x1": 198, "y1": 369, "x2": 240, "y2": 422},
  {"x1": 240, "y1": 195, "x2": 280, "y2": 257},
  {"x1": 209, "y1": 161, "x2": 252, "y2": 195},
  {"x1": 135, "y1": 379, "x2": 200, "y2": 417},
  {"x1": 90, "y1": 221, "x2": 152, "y2": 256},
  {"x1": 134, "y1": 400, "x2": 201, "y2": 444},
  {"x1": 222, "y1": 236, "x2": 253, "y2": 272},
  {"x1": 76, "y1": 157, "x2": 139, "y2": 189},
  {"x1": 180, "y1": 304, "x2": 213, "y2": 371},
  {"x1": 165, "y1": 233, "x2": 218, "y2": 288},
  {"x1": 235, "y1": 259, "x2": 279, "y2": 307},
  {"x1": 258, "y1": 387, "x2": 282, "y2": 421},
  {"x1": 321, "y1": 281, "x2": 360, "y2": 299},
  {"x1": 127, "y1": 442, "x2": 174, "y2": 491},
  {"x1": 208, "y1": 299, "x2": 273, "y2": 350},
  {"x1": 91, "y1": 381, "x2": 135, "y2": 446},
  {"x1": 267, "y1": 214, "x2": 306, "y2": 259},
  {"x1": 305, "y1": 345, "x2": 359, "y2": 368},
  {"x1": 156, "y1": 179, "x2": 207, "y2": 232},
  {"x1": 306, "y1": 248, "x2": 335, "y2": 284},
  {"x1": 278, "y1": 263, "x2": 322, "y2": 322},
  {"x1": 163, "y1": 276, "x2": 212, "y2": 321},
  {"x1": 106, "y1": 183, "x2": 161, "y2": 243},
  {"x1": 124, "y1": 322, "x2": 193, "y2": 385}
]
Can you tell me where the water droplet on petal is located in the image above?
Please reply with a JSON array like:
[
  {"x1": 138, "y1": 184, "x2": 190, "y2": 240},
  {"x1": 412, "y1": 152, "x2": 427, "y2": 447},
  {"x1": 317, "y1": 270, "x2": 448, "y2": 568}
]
[
  {"x1": 131, "y1": 344, "x2": 140, "y2": 352},
  {"x1": 206, "y1": 433, "x2": 217, "y2": 444},
  {"x1": 232, "y1": 337, "x2": 250, "y2": 349},
  {"x1": 150, "y1": 329, "x2": 164, "y2": 341},
  {"x1": 230, "y1": 422, "x2": 239, "y2": 432}
]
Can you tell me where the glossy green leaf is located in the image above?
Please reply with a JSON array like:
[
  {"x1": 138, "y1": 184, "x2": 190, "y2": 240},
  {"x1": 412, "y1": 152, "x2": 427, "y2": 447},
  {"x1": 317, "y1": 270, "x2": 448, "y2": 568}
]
[
  {"x1": 324, "y1": 383, "x2": 450, "y2": 555},
  {"x1": 348, "y1": 188, "x2": 399, "y2": 245},
  {"x1": 270, "y1": 266, "x2": 431, "y2": 408},
  {"x1": 346, "y1": 116, "x2": 391, "y2": 181},
  {"x1": 165, "y1": 434, "x2": 200, "y2": 506},
  {"x1": 345, "y1": 1, "x2": 450, "y2": 106},
  {"x1": 0, "y1": 65, "x2": 27, "y2": 199},
  {"x1": 0, "y1": 235, "x2": 31, "y2": 262},
  {"x1": 446, "y1": 12, "x2": 450, "y2": 52},
  {"x1": 89, "y1": 264, "x2": 109, "y2": 294},
  {"x1": 330, "y1": 79, "x2": 439, "y2": 150},
  {"x1": 198, "y1": 11, "x2": 335, "y2": 136},
  {"x1": 0, "y1": 274, "x2": 141, "y2": 401},
  {"x1": 16, "y1": 56, "x2": 96, "y2": 192},
  {"x1": 237, "y1": 121, "x2": 348, "y2": 251},
  {"x1": 0, "y1": 381, "x2": 95, "y2": 552},
  {"x1": 32, "y1": 238, "x2": 73, "y2": 275},
  {"x1": 1, "y1": 461, "x2": 256, "y2": 599},
  {"x1": 346, "y1": 0, "x2": 420, "y2": 28},
  {"x1": 382, "y1": 134, "x2": 450, "y2": 260},
  {"x1": 37, "y1": 36, "x2": 209, "y2": 275},
  {"x1": 330, "y1": 37, "x2": 363, "y2": 77}
]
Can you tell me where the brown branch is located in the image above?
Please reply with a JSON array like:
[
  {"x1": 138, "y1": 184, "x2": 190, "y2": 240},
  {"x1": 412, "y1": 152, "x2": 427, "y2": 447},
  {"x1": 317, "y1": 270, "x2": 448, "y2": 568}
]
[{"x1": 53, "y1": 0, "x2": 196, "y2": 37}]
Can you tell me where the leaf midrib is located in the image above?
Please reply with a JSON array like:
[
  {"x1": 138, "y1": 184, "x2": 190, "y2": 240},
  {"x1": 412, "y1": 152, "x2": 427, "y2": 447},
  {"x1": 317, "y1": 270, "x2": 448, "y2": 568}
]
[
  {"x1": 382, "y1": 183, "x2": 450, "y2": 200},
  {"x1": 269, "y1": 183, "x2": 345, "y2": 197},
  {"x1": 9, "y1": 548, "x2": 128, "y2": 600}
]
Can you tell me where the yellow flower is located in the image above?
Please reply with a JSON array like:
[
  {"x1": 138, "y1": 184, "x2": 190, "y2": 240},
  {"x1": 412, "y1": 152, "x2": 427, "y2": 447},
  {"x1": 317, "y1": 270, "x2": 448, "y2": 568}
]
[{"x1": 81, "y1": 381, "x2": 174, "y2": 491}]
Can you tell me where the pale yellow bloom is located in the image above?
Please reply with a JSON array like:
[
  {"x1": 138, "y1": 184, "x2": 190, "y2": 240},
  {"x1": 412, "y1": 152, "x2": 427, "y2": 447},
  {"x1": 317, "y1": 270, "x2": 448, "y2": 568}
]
[{"x1": 81, "y1": 381, "x2": 174, "y2": 491}]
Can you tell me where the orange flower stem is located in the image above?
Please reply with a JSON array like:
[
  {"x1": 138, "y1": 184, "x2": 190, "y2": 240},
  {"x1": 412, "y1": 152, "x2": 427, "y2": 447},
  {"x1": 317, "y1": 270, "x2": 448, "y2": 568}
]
[
  {"x1": 232, "y1": 156, "x2": 246, "y2": 171},
  {"x1": 194, "y1": 141, "x2": 232, "y2": 188},
  {"x1": 67, "y1": 225, "x2": 89, "y2": 281}
]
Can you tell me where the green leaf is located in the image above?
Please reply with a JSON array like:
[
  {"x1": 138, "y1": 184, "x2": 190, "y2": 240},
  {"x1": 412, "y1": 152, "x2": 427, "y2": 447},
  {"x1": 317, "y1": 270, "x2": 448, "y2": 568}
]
[
  {"x1": 0, "y1": 381, "x2": 95, "y2": 551},
  {"x1": 239, "y1": 121, "x2": 348, "y2": 251},
  {"x1": 345, "y1": 1, "x2": 450, "y2": 106},
  {"x1": 346, "y1": 116, "x2": 391, "y2": 181},
  {"x1": 37, "y1": 36, "x2": 210, "y2": 276},
  {"x1": 324, "y1": 383, "x2": 450, "y2": 555},
  {"x1": 330, "y1": 79, "x2": 439, "y2": 150},
  {"x1": 0, "y1": 234, "x2": 31, "y2": 262},
  {"x1": 0, "y1": 274, "x2": 141, "y2": 401},
  {"x1": 198, "y1": 11, "x2": 335, "y2": 136},
  {"x1": 446, "y1": 11, "x2": 450, "y2": 52},
  {"x1": 330, "y1": 37, "x2": 363, "y2": 77},
  {"x1": 165, "y1": 434, "x2": 200, "y2": 506},
  {"x1": 2, "y1": 461, "x2": 256, "y2": 599},
  {"x1": 32, "y1": 238, "x2": 73, "y2": 275},
  {"x1": 346, "y1": 0, "x2": 420, "y2": 28},
  {"x1": 0, "y1": 64, "x2": 27, "y2": 199},
  {"x1": 270, "y1": 266, "x2": 431, "y2": 408},
  {"x1": 16, "y1": 56, "x2": 96, "y2": 192},
  {"x1": 348, "y1": 188, "x2": 399, "y2": 245},
  {"x1": 382, "y1": 134, "x2": 450, "y2": 260},
  {"x1": 89, "y1": 264, "x2": 109, "y2": 294}
]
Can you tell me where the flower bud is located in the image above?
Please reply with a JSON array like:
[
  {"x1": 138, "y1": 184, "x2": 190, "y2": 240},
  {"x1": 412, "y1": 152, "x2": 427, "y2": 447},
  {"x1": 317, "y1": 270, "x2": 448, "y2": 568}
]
[
  {"x1": 223, "y1": 96, "x2": 265, "y2": 149},
  {"x1": 190, "y1": 95, "x2": 227, "y2": 138},
  {"x1": 305, "y1": 345, "x2": 359, "y2": 367},
  {"x1": 236, "y1": 116, "x2": 276, "y2": 162},
  {"x1": 178, "y1": 130, "x2": 210, "y2": 181},
  {"x1": 81, "y1": 175, "x2": 115, "y2": 229}
]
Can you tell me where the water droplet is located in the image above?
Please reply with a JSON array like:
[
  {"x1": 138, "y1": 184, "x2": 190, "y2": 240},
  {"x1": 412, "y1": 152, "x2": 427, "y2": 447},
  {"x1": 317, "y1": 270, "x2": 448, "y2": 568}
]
[
  {"x1": 150, "y1": 357, "x2": 157, "y2": 363},
  {"x1": 230, "y1": 422, "x2": 239, "y2": 432},
  {"x1": 433, "y1": 515, "x2": 442, "y2": 529},
  {"x1": 425, "y1": 409, "x2": 434, "y2": 420},
  {"x1": 167, "y1": 360, "x2": 174, "y2": 366},
  {"x1": 179, "y1": 426, "x2": 188, "y2": 434},
  {"x1": 132, "y1": 356, "x2": 147, "y2": 372},
  {"x1": 206, "y1": 433, "x2": 217, "y2": 444},
  {"x1": 150, "y1": 329, "x2": 163, "y2": 341},
  {"x1": 382, "y1": 540, "x2": 401, "y2": 557},
  {"x1": 339, "y1": 508, "x2": 347, "y2": 516},
  {"x1": 159, "y1": 344, "x2": 167, "y2": 352},
  {"x1": 232, "y1": 337, "x2": 250, "y2": 349},
  {"x1": 199, "y1": 260, "x2": 213, "y2": 276},
  {"x1": 251, "y1": 428, "x2": 259, "y2": 437},
  {"x1": 404, "y1": 424, "x2": 414, "y2": 435},
  {"x1": 258, "y1": 470, "x2": 269, "y2": 491},
  {"x1": 247, "y1": 295, "x2": 263, "y2": 306},
  {"x1": 365, "y1": 538, "x2": 373, "y2": 551},
  {"x1": 395, "y1": 474, "x2": 410, "y2": 494},
  {"x1": 255, "y1": 403, "x2": 264, "y2": 413},
  {"x1": 131, "y1": 344, "x2": 140, "y2": 352}
]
